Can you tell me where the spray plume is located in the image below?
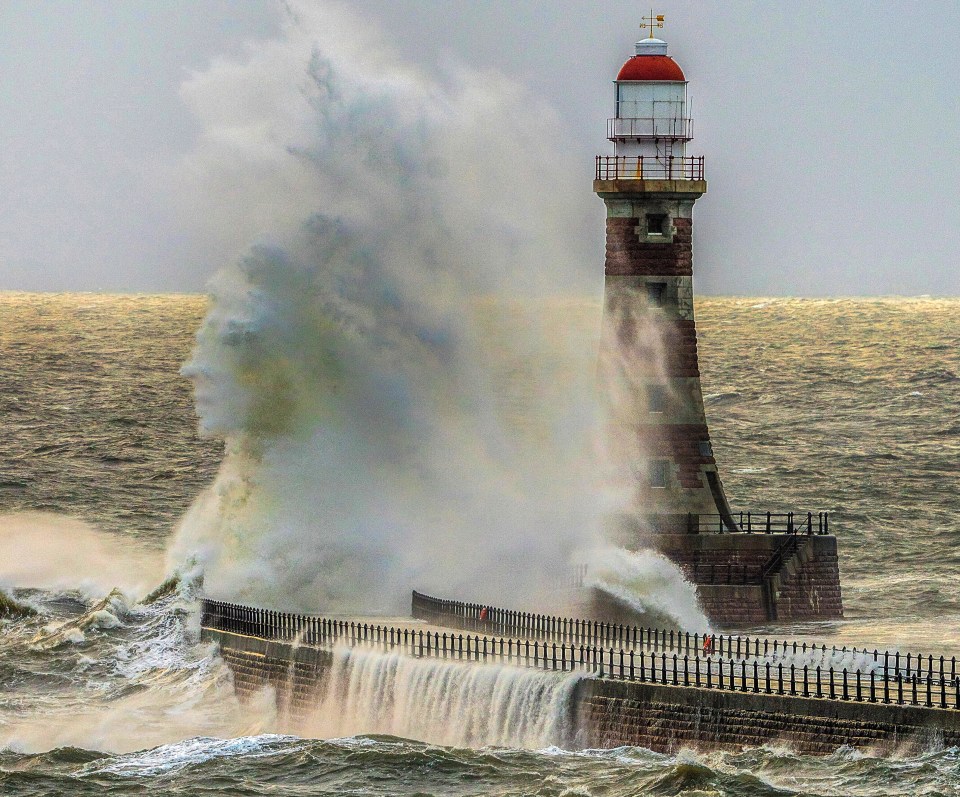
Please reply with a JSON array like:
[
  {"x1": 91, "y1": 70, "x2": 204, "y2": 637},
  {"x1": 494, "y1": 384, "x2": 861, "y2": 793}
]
[{"x1": 168, "y1": 1, "x2": 708, "y2": 630}]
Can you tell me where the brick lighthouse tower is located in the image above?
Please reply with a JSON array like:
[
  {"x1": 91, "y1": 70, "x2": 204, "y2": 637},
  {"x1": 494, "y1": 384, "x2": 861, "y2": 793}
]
[
  {"x1": 596, "y1": 20, "x2": 734, "y2": 537},
  {"x1": 593, "y1": 18, "x2": 843, "y2": 624}
]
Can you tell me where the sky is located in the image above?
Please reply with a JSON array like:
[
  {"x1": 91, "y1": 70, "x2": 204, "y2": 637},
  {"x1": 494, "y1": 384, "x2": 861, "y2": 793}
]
[{"x1": 1, "y1": 1, "x2": 959, "y2": 295}]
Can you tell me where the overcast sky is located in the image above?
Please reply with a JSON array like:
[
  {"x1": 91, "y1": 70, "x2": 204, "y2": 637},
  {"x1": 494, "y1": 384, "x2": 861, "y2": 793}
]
[{"x1": 2, "y1": 1, "x2": 959, "y2": 295}]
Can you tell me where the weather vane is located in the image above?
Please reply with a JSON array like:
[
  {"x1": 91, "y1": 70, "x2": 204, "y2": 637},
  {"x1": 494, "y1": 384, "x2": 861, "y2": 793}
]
[{"x1": 640, "y1": 10, "x2": 665, "y2": 38}]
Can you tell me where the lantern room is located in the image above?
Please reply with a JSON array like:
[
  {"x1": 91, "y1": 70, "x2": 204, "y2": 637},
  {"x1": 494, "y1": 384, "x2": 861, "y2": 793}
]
[{"x1": 609, "y1": 36, "x2": 691, "y2": 163}]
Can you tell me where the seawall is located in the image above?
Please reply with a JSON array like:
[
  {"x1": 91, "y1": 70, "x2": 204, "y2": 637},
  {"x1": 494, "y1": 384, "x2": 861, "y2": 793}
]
[
  {"x1": 207, "y1": 628, "x2": 333, "y2": 718},
  {"x1": 578, "y1": 678, "x2": 960, "y2": 754},
  {"x1": 202, "y1": 621, "x2": 960, "y2": 755}
]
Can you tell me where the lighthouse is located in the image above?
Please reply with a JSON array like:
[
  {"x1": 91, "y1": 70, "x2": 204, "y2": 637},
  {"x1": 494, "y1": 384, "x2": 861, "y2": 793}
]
[
  {"x1": 596, "y1": 19, "x2": 736, "y2": 538},
  {"x1": 592, "y1": 19, "x2": 843, "y2": 625}
]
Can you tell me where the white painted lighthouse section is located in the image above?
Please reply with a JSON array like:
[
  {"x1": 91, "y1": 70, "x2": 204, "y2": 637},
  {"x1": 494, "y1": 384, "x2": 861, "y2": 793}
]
[{"x1": 610, "y1": 37, "x2": 690, "y2": 160}]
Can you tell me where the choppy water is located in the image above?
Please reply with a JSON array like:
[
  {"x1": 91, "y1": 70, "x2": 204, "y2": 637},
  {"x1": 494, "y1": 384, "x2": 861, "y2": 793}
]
[{"x1": 1, "y1": 292, "x2": 959, "y2": 795}]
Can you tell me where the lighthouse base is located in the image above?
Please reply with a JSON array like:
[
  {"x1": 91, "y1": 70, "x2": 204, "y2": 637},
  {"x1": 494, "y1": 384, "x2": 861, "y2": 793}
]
[
  {"x1": 657, "y1": 534, "x2": 843, "y2": 627},
  {"x1": 573, "y1": 534, "x2": 843, "y2": 629}
]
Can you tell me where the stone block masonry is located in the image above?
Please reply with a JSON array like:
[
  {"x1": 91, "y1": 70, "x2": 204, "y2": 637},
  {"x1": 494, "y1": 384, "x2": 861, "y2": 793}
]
[
  {"x1": 206, "y1": 628, "x2": 332, "y2": 718},
  {"x1": 657, "y1": 534, "x2": 843, "y2": 624},
  {"x1": 578, "y1": 678, "x2": 960, "y2": 754},
  {"x1": 606, "y1": 217, "x2": 693, "y2": 277},
  {"x1": 604, "y1": 216, "x2": 693, "y2": 277},
  {"x1": 203, "y1": 618, "x2": 960, "y2": 756}
]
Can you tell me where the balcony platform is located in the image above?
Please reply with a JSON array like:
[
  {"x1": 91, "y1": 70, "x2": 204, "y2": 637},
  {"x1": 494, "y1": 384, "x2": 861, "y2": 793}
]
[{"x1": 594, "y1": 178, "x2": 706, "y2": 197}]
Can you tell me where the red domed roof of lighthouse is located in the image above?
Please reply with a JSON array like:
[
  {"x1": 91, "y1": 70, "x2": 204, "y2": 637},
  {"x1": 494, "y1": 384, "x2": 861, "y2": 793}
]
[
  {"x1": 616, "y1": 38, "x2": 686, "y2": 81},
  {"x1": 616, "y1": 54, "x2": 685, "y2": 81}
]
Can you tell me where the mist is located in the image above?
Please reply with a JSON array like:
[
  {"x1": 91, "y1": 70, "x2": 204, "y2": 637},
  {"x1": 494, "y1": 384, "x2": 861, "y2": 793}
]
[
  {"x1": 163, "y1": 2, "x2": 708, "y2": 631},
  {"x1": 168, "y1": 1, "x2": 600, "y2": 613}
]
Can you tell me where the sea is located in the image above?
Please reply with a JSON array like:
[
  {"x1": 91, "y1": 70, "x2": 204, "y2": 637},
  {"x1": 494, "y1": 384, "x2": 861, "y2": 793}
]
[{"x1": 1, "y1": 292, "x2": 959, "y2": 796}]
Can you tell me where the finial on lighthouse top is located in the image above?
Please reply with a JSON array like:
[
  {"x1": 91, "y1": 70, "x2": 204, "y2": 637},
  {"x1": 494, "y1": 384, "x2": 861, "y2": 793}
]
[
  {"x1": 618, "y1": 11, "x2": 684, "y2": 81},
  {"x1": 640, "y1": 10, "x2": 665, "y2": 39},
  {"x1": 635, "y1": 10, "x2": 668, "y2": 55}
]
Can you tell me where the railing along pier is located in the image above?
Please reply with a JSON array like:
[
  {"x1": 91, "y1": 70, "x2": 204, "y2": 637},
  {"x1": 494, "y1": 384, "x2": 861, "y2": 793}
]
[{"x1": 201, "y1": 597, "x2": 960, "y2": 712}]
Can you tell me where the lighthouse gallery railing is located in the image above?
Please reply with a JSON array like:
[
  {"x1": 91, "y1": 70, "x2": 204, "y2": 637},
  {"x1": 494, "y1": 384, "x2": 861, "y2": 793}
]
[{"x1": 595, "y1": 155, "x2": 704, "y2": 181}]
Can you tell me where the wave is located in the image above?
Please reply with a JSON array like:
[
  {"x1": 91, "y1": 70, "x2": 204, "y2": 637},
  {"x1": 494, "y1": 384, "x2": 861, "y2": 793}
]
[{"x1": 300, "y1": 646, "x2": 583, "y2": 749}]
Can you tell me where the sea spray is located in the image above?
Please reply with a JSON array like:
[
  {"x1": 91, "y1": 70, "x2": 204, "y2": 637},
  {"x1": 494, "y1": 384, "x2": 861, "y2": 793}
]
[
  {"x1": 0, "y1": 512, "x2": 164, "y2": 600},
  {"x1": 583, "y1": 546, "x2": 711, "y2": 633},
  {"x1": 167, "y1": 0, "x2": 709, "y2": 629},
  {"x1": 301, "y1": 646, "x2": 582, "y2": 749},
  {"x1": 167, "y1": 0, "x2": 602, "y2": 614}
]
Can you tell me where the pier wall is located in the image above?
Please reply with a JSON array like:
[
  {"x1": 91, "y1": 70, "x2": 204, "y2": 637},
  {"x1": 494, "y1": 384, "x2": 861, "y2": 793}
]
[
  {"x1": 203, "y1": 623, "x2": 960, "y2": 756},
  {"x1": 578, "y1": 678, "x2": 960, "y2": 754},
  {"x1": 206, "y1": 628, "x2": 331, "y2": 717}
]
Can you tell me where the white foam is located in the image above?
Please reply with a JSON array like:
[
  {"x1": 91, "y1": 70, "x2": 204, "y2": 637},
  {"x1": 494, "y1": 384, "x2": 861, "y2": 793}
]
[
  {"x1": 582, "y1": 546, "x2": 710, "y2": 633},
  {"x1": 86, "y1": 734, "x2": 300, "y2": 777},
  {"x1": 302, "y1": 646, "x2": 582, "y2": 749}
]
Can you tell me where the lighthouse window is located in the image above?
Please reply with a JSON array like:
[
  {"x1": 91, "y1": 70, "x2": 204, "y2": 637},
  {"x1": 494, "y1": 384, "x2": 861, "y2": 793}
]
[
  {"x1": 649, "y1": 459, "x2": 671, "y2": 488},
  {"x1": 648, "y1": 385, "x2": 668, "y2": 413},
  {"x1": 646, "y1": 282, "x2": 667, "y2": 307},
  {"x1": 646, "y1": 213, "x2": 668, "y2": 236}
]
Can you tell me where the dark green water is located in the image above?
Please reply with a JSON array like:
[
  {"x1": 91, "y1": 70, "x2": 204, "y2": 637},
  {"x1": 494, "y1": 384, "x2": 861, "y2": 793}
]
[{"x1": 1, "y1": 293, "x2": 959, "y2": 795}]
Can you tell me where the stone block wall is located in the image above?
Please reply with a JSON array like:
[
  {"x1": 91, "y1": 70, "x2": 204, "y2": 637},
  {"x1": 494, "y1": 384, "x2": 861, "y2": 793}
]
[
  {"x1": 204, "y1": 628, "x2": 330, "y2": 718},
  {"x1": 656, "y1": 534, "x2": 843, "y2": 625},
  {"x1": 577, "y1": 678, "x2": 960, "y2": 754},
  {"x1": 205, "y1": 624, "x2": 958, "y2": 756},
  {"x1": 604, "y1": 216, "x2": 693, "y2": 277},
  {"x1": 774, "y1": 535, "x2": 843, "y2": 621},
  {"x1": 637, "y1": 423, "x2": 713, "y2": 489}
]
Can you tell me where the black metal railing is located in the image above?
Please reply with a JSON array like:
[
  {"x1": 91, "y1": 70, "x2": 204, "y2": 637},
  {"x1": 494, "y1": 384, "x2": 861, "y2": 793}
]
[
  {"x1": 689, "y1": 511, "x2": 830, "y2": 535},
  {"x1": 409, "y1": 592, "x2": 957, "y2": 687},
  {"x1": 595, "y1": 155, "x2": 704, "y2": 181},
  {"x1": 760, "y1": 534, "x2": 806, "y2": 581},
  {"x1": 201, "y1": 597, "x2": 960, "y2": 711}
]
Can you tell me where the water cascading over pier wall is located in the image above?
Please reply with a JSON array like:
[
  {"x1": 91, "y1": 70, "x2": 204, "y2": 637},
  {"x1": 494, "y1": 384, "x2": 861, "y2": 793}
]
[{"x1": 202, "y1": 597, "x2": 960, "y2": 754}]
